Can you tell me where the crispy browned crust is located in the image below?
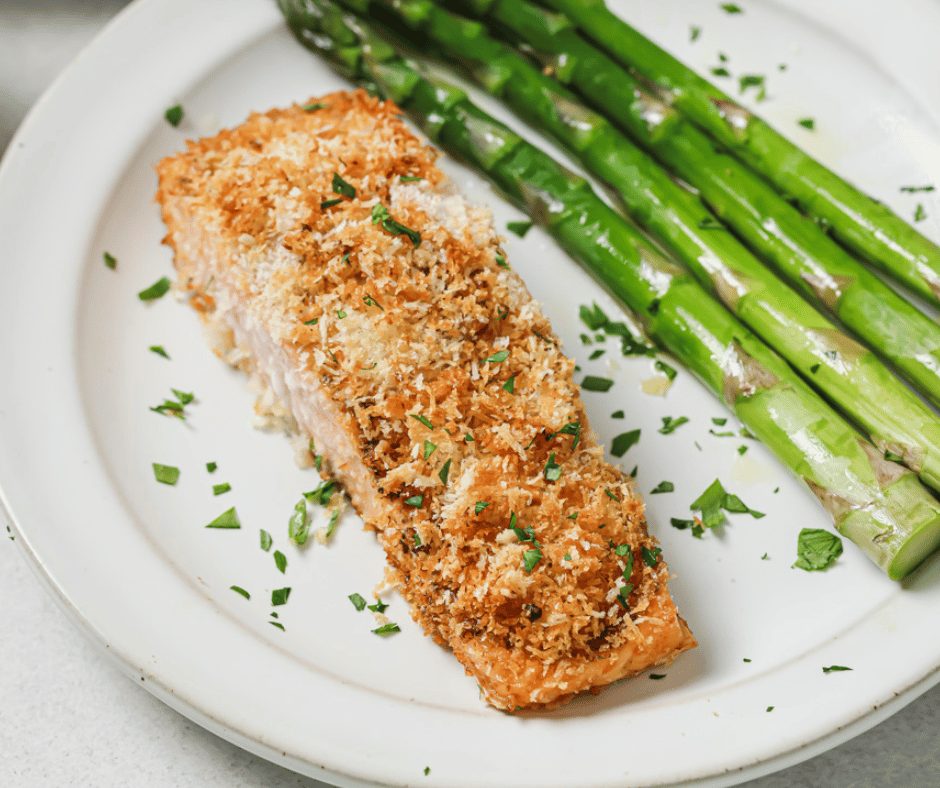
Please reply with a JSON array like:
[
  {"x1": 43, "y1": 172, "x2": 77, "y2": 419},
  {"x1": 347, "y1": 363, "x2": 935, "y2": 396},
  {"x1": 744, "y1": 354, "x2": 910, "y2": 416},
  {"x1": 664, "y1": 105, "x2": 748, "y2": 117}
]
[{"x1": 156, "y1": 89, "x2": 694, "y2": 710}]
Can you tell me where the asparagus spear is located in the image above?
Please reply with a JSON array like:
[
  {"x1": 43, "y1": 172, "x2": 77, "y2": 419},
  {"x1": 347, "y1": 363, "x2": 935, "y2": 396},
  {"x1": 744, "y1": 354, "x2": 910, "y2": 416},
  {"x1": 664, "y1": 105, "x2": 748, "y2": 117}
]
[
  {"x1": 278, "y1": 0, "x2": 940, "y2": 579},
  {"x1": 359, "y1": 0, "x2": 940, "y2": 492},
  {"x1": 444, "y1": 0, "x2": 940, "y2": 408},
  {"x1": 539, "y1": 0, "x2": 940, "y2": 306}
]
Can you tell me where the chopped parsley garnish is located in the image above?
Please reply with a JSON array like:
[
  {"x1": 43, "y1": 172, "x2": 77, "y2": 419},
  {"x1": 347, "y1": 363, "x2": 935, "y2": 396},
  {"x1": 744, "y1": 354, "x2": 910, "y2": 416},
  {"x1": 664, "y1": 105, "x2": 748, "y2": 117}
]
[
  {"x1": 474, "y1": 501, "x2": 490, "y2": 514},
  {"x1": 794, "y1": 528, "x2": 843, "y2": 571},
  {"x1": 629, "y1": 465, "x2": 638, "y2": 478},
  {"x1": 655, "y1": 359, "x2": 677, "y2": 380},
  {"x1": 164, "y1": 104, "x2": 184, "y2": 127},
  {"x1": 914, "y1": 203, "x2": 927, "y2": 222},
  {"x1": 508, "y1": 513, "x2": 538, "y2": 544},
  {"x1": 543, "y1": 452, "x2": 562, "y2": 482},
  {"x1": 302, "y1": 101, "x2": 328, "y2": 112},
  {"x1": 230, "y1": 586, "x2": 250, "y2": 599},
  {"x1": 822, "y1": 665, "x2": 852, "y2": 673},
  {"x1": 288, "y1": 498, "x2": 310, "y2": 546},
  {"x1": 149, "y1": 345, "x2": 170, "y2": 359},
  {"x1": 269, "y1": 621, "x2": 286, "y2": 632},
  {"x1": 712, "y1": 417, "x2": 728, "y2": 426},
  {"x1": 404, "y1": 495, "x2": 424, "y2": 508},
  {"x1": 761, "y1": 552, "x2": 769, "y2": 560},
  {"x1": 798, "y1": 117, "x2": 816, "y2": 130},
  {"x1": 810, "y1": 363, "x2": 821, "y2": 374},
  {"x1": 138, "y1": 277, "x2": 171, "y2": 301},
  {"x1": 611, "y1": 410, "x2": 624, "y2": 419},
  {"x1": 331, "y1": 172, "x2": 356, "y2": 198},
  {"x1": 550, "y1": 421, "x2": 582, "y2": 449},
  {"x1": 372, "y1": 623, "x2": 401, "y2": 636},
  {"x1": 336, "y1": 309, "x2": 347, "y2": 319},
  {"x1": 367, "y1": 599, "x2": 389, "y2": 614},
  {"x1": 711, "y1": 67, "x2": 731, "y2": 78},
  {"x1": 464, "y1": 433, "x2": 474, "y2": 442},
  {"x1": 614, "y1": 543, "x2": 631, "y2": 557},
  {"x1": 588, "y1": 349, "x2": 605, "y2": 360},
  {"x1": 900, "y1": 184, "x2": 935, "y2": 193},
  {"x1": 372, "y1": 203, "x2": 421, "y2": 247},
  {"x1": 304, "y1": 317, "x2": 319, "y2": 326},
  {"x1": 642, "y1": 546, "x2": 662, "y2": 567},
  {"x1": 320, "y1": 198, "x2": 343, "y2": 209},
  {"x1": 581, "y1": 375, "x2": 614, "y2": 392},
  {"x1": 502, "y1": 376, "x2": 516, "y2": 393},
  {"x1": 152, "y1": 463, "x2": 180, "y2": 486},
  {"x1": 424, "y1": 767, "x2": 431, "y2": 777},
  {"x1": 274, "y1": 550, "x2": 287, "y2": 574},
  {"x1": 709, "y1": 429, "x2": 734, "y2": 437},
  {"x1": 325, "y1": 509, "x2": 341, "y2": 541},
  {"x1": 410, "y1": 413, "x2": 434, "y2": 429},
  {"x1": 720, "y1": 2, "x2": 743, "y2": 12},
  {"x1": 690, "y1": 25, "x2": 701, "y2": 41},
  {"x1": 690, "y1": 478, "x2": 765, "y2": 531},
  {"x1": 205, "y1": 507, "x2": 241, "y2": 529},
  {"x1": 495, "y1": 254, "x2": 509, "y2": 269},
  {"x1": 304, "y1": 480, "x2": 337, "y2": 506},
  {"x1": 260, "y1": 529, "x2": 272, "y2": 551},
  {"x1": 362, "y1": 294, "x2": 383, "y2": 310},
  {"x1": 737, "y1": 444, "x2": 749, "y2": 456},
  {"x1": 400, "y1": 174, "x2": 424, "y2": 182},
  {"x1": 423, "y1": 439, "x2": 437, "y2": 460},
  {"x1": 743, "y1": 658, "x2": 752, "y2": 663},
  {"x1": 658, "y1": 415, "x2": 689, "y2": 434},
  {"x1": 651, "y1": 480, "x2": 674, "y2": 494},
  {"x1": 506, "y1": 220, "x2": 533, "y2": 237},
  {"x1": 523, "y1": 547, "x2": 543, "y2": 573},
  {"x1": 212, "y1": 482, "x2": 231, "y2": 496},
  {"x1": 738, "y1": 74, "x2": 765, "y2": 96},
  {"x1": 611, "y1": 429, "x2": 641, "y2": 458},
  {"x1": 766, "y1": 706, "x2": 774, "y2": 713},
  {"x1": 438, "y1": 458, "x2": 452, "y2": 485},
  {"x1": 349, "y1": 593, "x2": 367, "y2": 611},
  {"x1": 413, "y1": 532, "x2": 423, "y2": 548},
  {"x1": 605, "y1": 488, "x2": 621, "y2": 502},
  {"x1": 103, "y1": 251, "x2": 117, "y2": 270},
  {"x1": 671, "y1": 518, "x2": 704, "y2": 539},
  {"x1": 648, "y1": 673, "x2": 667, "y2": 680},
  {"x1": 271, "y1": 587, "x2": 291, "y2": 606},
  {"x1": 206, "y1": 461, "x2": 218, "y2": 473},
  {"x1": 579, "y1": 302, "x2": 655, "y2": 356},
  {"x1": 485, "y1": 349, "x2": 509, "y2": 363}
]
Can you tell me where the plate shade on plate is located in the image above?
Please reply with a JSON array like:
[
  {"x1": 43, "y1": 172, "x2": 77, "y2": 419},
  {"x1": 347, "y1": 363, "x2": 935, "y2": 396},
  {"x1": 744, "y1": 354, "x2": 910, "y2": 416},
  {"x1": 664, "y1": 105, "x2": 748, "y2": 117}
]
[{"x1": 1, "y1": 0, "x2": 939, "y2": 785}]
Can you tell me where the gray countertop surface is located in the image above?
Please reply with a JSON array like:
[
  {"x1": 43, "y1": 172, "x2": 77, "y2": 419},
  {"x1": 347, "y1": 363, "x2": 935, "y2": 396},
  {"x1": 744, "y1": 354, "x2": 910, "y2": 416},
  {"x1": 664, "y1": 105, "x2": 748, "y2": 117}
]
[{"x1": 1, "y1": 2, "x2": 937, "y2": 786}]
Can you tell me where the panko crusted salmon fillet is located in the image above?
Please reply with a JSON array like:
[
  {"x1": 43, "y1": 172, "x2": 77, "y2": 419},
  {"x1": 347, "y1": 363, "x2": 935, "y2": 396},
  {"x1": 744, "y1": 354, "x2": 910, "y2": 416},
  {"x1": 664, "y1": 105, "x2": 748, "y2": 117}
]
[{"x1": 156, "y1": 89, "x2": 694, "y2": 710}]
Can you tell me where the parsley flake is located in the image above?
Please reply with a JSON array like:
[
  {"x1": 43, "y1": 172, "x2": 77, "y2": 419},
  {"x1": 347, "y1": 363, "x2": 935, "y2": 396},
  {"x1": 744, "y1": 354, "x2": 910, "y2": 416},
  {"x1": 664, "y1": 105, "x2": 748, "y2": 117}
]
[
  {"x1": 410, "y1": 413, "x2": 434, "y2": 429},
  {"x1": 372, "y1": 202, "x2": 421, "y2": 247},
  {"x1": 642, "y1": 545, "x2": 662, "y2": 567},
  {"x1": 320, "y1": 198, "x2": 343, "y2": 209},
  {"x1": 404, "y1": 495, "x2": 424, "y2": 508},
  {"x1": 205, "y1": 507, "x2": 241, "y2": 529},
  {"x1": 474, "y1": 501, "x2": 490, "y2": 514},
  {"x1": 655, "y1": 359, "x2": 677, "y2": 380},
  {"x1": 138, "y1": 277, "x2": 171, "y2": 301},
  {"x1": 794, "y1": 528, "x2": 843, "y2": 571},
  {"x1": 212, "y1": 482, "x2": 231, "y2": 496},
  {"x1": 149, "y1": 345, "x2": 170, "y2": 359},
  {"x1": 331, "y1": 172, "x2": 356, "y2": 198},
  {"x1": 423, "y1": 439, "x2": 437, "y2": 460},
  {"x1": 900, "y1": 184, "x2": 935, "y2": 193},
  {"x1": 274, "y1": 550, "x2": 287, "y2": 574},
  {"x1": 103, "y1": 251, "x2": 117, "y2": 270},
  {"x1": 506, "y1": 220, "x2": 533, "y2": 237},
  {"x1": 649, "y1": 673, "x2": 667, "y2": 680},
  {"x1": 288, "y1": 498, "x2": 310, "y2": 546},
  {"x1": 611, "y1": 429, "x2": 641, "y2": 458},
  {"x1": 438, "y1": 458, "x2": 452, "y2": 485},
  {"x1": 689, "y1": 478, "x2": 764, "y2": 531},
  {"x1": 523, "y1": 547, "x2": 543, "y2": 573},
  {"x1": 164, "y1": 104, "x2": 184, "y2": 127},
  {"x1": 659, "y1": 415, "x2": 689, "y2": 434},
  {"x1": 271, "y1": 587, "x2": 291, "y2": 606},
  {"x1": 651, "y1": 480, "x2": 674, "y2": 494},
  {"x1": 720, "y1": 2, "x2": 743, "y2": 13},
  {"x1": 260, "y1": 529, "x2": 272, "y2": 552},
  {"x1": 485, "y1": 349, "x2": 509, "y2": 363},
  {"x1": 914, "y1": 203, "x2": 927, "y2": 222},
  {"x1": 372, "y1": 623, "x2": 401, "y2": 636},
  {"x1": 543, "y1": 452, "x2": 562, "y2": 482},
  {"x1": 822, "y1": 665, "x2": 852, "y2": 673},
  {"x1": 152, "y1": 463, "x2": 180, "y2": 486},
  {"x1": 230, "y1": 585, "x2": 250, "y2": 599},
  {"x1": 206, "y1": 462, "x2": 218, "y2": 473},
  {"x1": 502, "y1": 376, "x2": 516, "y2": 393},
  {"x1": 798, "y1": 117, "x2": 816, "y2": 130},
  {"x1": 690, "y1": 25, "x2": 702, "y2": 41},
  {"x1": 349, "y1": 593, "x2": 367, "y2": 611},
  {"x1": 581, "y1": 375, "x2": 614, "y2": 392},
  {"x1": 611, "y1": 409, "x2": 625, "y2": 419},
  {"x1": 302, "y1": 101, "x2": 328, "y2": 112}
]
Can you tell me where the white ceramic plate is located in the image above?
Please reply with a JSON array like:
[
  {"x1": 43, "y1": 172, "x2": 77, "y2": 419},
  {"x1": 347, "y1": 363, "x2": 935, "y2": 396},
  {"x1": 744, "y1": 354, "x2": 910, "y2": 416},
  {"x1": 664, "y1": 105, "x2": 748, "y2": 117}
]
[{"x1": 2, "y1": 0, "x2": 940, "y2": 785}]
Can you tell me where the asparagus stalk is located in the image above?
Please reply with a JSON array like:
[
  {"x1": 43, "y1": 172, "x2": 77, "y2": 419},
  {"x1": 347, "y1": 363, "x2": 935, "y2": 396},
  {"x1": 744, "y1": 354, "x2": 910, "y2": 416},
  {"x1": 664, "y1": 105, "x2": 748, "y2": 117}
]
[
  {"x1": 357, "y1": 0, "x2": 940, "y2": 493},
  {"x1": 444, "y1": 0, "x2": 940, "y2": 408},
  {"x1": 277, "y1": 0, "x2": 940, "y2": 579},
  {"x1": 539, "y1": 0, "x2": 940, "y2": 306}
]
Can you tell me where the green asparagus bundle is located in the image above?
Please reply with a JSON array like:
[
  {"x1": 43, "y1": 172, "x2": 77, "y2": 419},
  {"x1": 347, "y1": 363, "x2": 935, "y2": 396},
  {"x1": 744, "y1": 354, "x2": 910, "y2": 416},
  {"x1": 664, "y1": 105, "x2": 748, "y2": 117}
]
[
  {"x1": 277, "y1": 0, "x2": 940, "y2": 578},
  {"x1": 540, "y1": 0, "x2": 940, "y2": 307},
  {"x1": 355, "y1": 0, "x2": 940, "y2": 493},
  {"x1": 443, "y1": 0, "x2": 940, "y2": 410}
]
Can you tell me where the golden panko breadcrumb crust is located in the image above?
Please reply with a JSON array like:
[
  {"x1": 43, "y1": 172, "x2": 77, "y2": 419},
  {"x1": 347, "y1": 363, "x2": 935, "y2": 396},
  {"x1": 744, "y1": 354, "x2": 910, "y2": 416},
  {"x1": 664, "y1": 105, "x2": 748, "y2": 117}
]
[{"x1": 156, "y1": 89, "x2": 695, "y2": 710}]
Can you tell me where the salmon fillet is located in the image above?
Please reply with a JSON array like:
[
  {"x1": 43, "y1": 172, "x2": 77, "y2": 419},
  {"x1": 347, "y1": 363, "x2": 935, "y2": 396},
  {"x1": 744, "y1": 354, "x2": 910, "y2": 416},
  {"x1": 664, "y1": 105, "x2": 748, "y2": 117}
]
[{"x1": 156, "y1": 89, "x2": 694, "y2": 711}]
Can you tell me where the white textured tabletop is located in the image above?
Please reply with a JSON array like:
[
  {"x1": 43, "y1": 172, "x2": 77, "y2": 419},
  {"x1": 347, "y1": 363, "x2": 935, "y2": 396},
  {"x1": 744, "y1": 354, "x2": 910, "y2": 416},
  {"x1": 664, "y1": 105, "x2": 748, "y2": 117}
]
[{"x1": 1, "y1": 2, "x2": 938, "y2": 786}]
